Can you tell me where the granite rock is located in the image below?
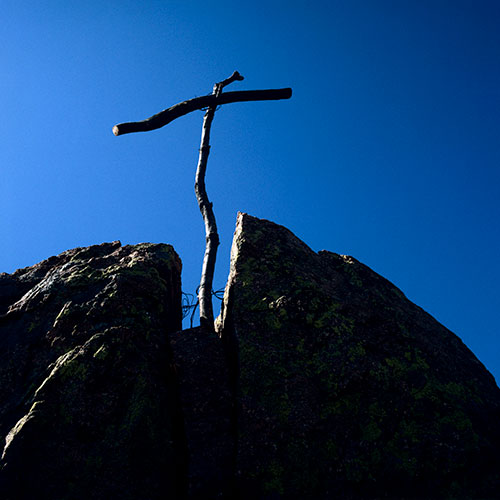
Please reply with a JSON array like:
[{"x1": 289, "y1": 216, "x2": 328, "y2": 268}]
[
  {"x1": 1, "y1": 216, "x2": 499, "y2": 499},
  {"x1": 0, "y1": 241, "x2": 184, "y2": 499},
  {"x1": 218, "y1": 213, "x2": 500, "y2": 499}
]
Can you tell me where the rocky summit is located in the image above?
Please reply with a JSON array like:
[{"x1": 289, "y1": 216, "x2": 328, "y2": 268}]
[
  {"x1": 218, "y1": 213, "x2": 500, "y2": 499},
  {"x1": 0, "y1": 216, "x2": 499, "y2": 499},
  {"x1": 0, "y1": 242, "x2": 184, "y2": 499}
]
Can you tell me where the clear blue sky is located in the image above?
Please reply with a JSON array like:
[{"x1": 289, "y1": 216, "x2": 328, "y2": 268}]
[{"x1": 2, "y1": 1, "x2": 499, "y2": 382}]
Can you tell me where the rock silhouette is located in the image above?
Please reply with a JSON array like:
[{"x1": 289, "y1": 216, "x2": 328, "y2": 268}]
[
  {"x1": 0, "y1": 242, "x2": 184, "y2": 499},
  {"x1": 218, "y1": 213, "x2": 500, "y2": 499},
  {"x1": 0, "y1": 215, "x2": 499, "y2": 499}
]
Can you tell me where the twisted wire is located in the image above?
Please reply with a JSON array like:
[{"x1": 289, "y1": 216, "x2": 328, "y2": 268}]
[{"x1": 181, "y1": 287, "x2": 225, "y2": 328}]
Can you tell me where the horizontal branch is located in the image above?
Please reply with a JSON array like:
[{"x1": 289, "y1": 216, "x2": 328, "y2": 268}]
[{"x1": 112, "y1": 88, "x2": 292, "y2": 136}]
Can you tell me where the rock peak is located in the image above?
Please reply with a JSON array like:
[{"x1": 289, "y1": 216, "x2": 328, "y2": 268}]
[
  {"x1": 218, "y1": 213, "x2": 500, "y2": 499},
  {"x1": 1, "y1": 216, "x2": 499, "y2": 499}
]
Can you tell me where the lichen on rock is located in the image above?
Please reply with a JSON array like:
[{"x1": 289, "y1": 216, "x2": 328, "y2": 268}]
[
  {"x1": 1, "y1": 217, "x2": 499, "y2": 499},
  {"x1": 217, "y1": 212, "x2": 500, "y2": 499},
  {"x1": 0, "y1": 241, "x2": 184, "y2": 499}
]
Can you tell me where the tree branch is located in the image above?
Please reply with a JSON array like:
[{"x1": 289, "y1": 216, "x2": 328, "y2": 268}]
[
  {"x1": 214, "y1": 70, "x2": 244, "y2": 92},
  {"x1": 194, "y1": 72, "x2": 245, "y2": 330},
  {"x1": 194, "y1": 107, "x2": 218, "y2": 330},
  {"x1": 112, "y1": 88, "x2": 292, "y2": 136}
]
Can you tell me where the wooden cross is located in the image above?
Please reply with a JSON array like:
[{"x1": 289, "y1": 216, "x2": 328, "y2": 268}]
[{"x1": 113, "y1": 71, "x2": 292, "y2": 331}]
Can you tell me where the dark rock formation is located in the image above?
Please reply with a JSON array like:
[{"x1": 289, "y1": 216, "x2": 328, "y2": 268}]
[
  {"x1": 217, "y1": 213, "x2": 500, "y2": 499},
  {"x1": 1, "y1": 216, "x2": 499, "y2": 499},
  {"x1": 0, "y1": 242, "x2": 184, "y2": 499},
  {"x1": 169, "y1": 326, "x2": 235, "y2": 498}
]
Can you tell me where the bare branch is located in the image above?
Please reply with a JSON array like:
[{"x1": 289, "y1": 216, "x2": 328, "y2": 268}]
[
  {"x1": 194, "y1": 71, "x2": 247, "y2": 330},
  {"x1": 112, "y1": 88, "x2": 292, "y2": 136},
  {"x1": 214, "y1": 71, "x2": 244, "y2": 93},
  {"x1": 195, "y1": 104, "x2": 219, "y2": 330}
]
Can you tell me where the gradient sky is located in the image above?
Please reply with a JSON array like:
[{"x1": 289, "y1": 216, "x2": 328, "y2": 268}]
[{"x1": 2, "y1": 1, "x2": 499, "y2": 382}]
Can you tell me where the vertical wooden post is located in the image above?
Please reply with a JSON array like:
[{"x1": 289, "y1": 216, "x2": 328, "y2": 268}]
[{"x1": 194, "y1": 72, "x2": 243, "y2": 330}]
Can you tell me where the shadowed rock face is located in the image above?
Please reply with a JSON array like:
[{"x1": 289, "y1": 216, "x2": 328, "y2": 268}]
[
  {"x1": 1, "y1": 217, "x2": 499, "y2": 499},
  {"x1": 218, "y1": 213, "x2": 500, "y2": 500},
  {"x1": 0, "y1": 241, "x2": 184, "y2": 500},
  {"x1": 168, "y1": 326, "x2": 235, "y2": 498}
]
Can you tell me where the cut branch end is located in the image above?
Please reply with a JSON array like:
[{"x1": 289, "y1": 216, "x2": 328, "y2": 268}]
[{"x1": 231, "y1": 71, "x2": 244, "y2": 81}]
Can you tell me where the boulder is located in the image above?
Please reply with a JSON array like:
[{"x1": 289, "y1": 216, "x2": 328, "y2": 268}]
[
  {"x1": 0, "y1": 242, "x2": 184, "y2": 499},
  {"x1": 218, "y1": 213, "x2": 500, "y2": 499}
]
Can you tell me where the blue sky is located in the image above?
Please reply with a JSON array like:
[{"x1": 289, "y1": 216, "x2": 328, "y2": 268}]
[{"x1": 2, "y1": 1, "x2": 499, "y2": 382}]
